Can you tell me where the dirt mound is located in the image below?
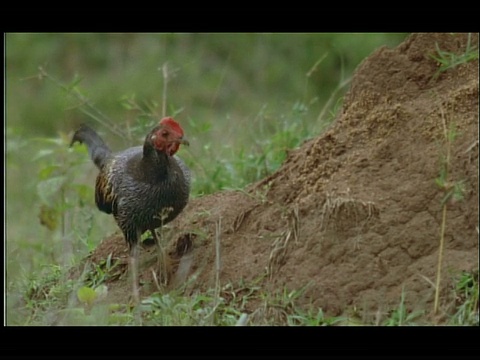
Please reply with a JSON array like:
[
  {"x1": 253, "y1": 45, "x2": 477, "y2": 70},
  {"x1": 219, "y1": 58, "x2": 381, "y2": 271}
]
[{"x1": 86, "y1": 33, "x2": 479, "y2": 323}]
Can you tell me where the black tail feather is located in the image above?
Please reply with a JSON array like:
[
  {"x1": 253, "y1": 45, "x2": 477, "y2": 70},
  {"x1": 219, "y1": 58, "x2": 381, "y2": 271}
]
[{"x1": 71, "y1": 124, "x2": 112, "y2": 169}]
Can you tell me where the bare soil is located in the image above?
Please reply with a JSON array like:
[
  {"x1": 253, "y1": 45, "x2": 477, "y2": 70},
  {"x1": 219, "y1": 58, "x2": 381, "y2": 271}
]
[{"x1": 83, "y1": 33, "x2": 479, "y2": 324}]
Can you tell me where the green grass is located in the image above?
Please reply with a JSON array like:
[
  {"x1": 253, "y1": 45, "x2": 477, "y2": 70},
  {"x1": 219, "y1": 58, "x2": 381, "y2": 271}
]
[
  {"x1": 13, "y1": 261, "x2": 478, "y2": 325},
  {"x1": 382, "y1": 286, "x2": 424, "y2": 326},
  {"x1": 449, "y1": 271, "x2": 479, "y2": 325},
  {"x1": 430, "y1": 33, "x2": 479, "y2": 80}
]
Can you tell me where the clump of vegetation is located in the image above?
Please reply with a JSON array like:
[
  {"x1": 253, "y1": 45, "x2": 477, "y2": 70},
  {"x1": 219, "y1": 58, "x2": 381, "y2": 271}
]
[
  {"x1": 449, "y1": 270, "x2": 479, "y2": 325},
  {"x1": 430, "y1": 32, "x2": 479, "y2": 80},
  {"x1": 382, "y1": 287, "x2": 424, "y2": 326}
]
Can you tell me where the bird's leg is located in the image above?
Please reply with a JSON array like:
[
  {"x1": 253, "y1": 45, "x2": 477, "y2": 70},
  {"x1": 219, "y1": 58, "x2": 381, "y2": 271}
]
[
  {"x1": 150, "y1": 227, "x2": 167, "y2": 286},
  {"x1": 129, "y1": 241, "x2": 140, "y2": 304}
]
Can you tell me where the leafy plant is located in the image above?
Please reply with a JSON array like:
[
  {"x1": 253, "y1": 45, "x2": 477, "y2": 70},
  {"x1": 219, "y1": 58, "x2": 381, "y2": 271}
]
[
  {"x1": 83, "y1": 254, "x2": 122, "y2": 288},
  {"x1": 20, "y1": 264, "x2": 75, "y2": 325},
  {"x1": 77, "y1": 284, "x2": 108, "y2": 307},
  {"x1": 140, "y1": 290, "x2": 241, "y2": 326},
  {"x1": 449, "y1": 271, "x2": 479, "y2": 325},
  {"x1": 383, "y1": 286, "x2": 424, "y2": 326},
  {"x1": 250, "y1": 283, "x2": 312, "y2": 325},
  {"x1": 430, "y1": 33, "x2": 479, "y2": 80},
  {"x1": 34, "y1": 133, "x2": 98, "y2": 264},
  {"x1": 288, "y1": 308, "x2": 346, "y2": 326}
]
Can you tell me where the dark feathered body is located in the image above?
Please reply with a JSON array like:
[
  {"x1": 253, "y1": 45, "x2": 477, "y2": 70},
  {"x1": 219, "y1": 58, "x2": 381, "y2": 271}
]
[
  {"x1": 71, "y1": 123, "x2": 190, "y2": 251},
  {"x1": 97, "y1": 146, "x2": 190, "y2": 248}
]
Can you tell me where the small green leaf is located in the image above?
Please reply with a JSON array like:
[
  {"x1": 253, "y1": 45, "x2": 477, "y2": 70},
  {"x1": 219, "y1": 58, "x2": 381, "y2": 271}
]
[
  {"x1": 69, "y1": 143, "x2": 89, "y2": 159},
  {"x1": 77, "y1": 286, "x2": 97, "y2": 305},
  {"x1": 71, "y1": 184, "x2": 93, "y2": 202},
  {"x1": 33, "y1": 137, "x2": 65, "y2": 146},
  {"x1": 435, "y1": 177, "x2": 445, "y2": 189},
  {"x1": 121, "y1": 102, "x2": 134, "y2": 110},
  {"x1": 106, "y1": 253, "x2": 114, "y2": 269},
  {"x1": 67, "y1": 73, "x2": 84, "y2": 91},
  {"x1": 32, "y1": 149, "x2": 55, "y2": 162},
  {"x1": 452, "y1": 181, "x2": 466, "y2": 201},
  {"x1": 38, "y1": 165, "x2": 61, "y2": 180},
  {"x1": 120, "y1": 94, "x2": 136, "y2": 110},
  {"x1": 108, "y1": 303, "x2": 123, "y2": 312},
  {"x1": 36, "y1": 176, "x2": 67, "y2": 204},
  {"x1": 38, "y1": 204, "x2": 58, "y2": 231},
  {"x1": 448, "y1": 123, "x2": 459, "y2": 142}
]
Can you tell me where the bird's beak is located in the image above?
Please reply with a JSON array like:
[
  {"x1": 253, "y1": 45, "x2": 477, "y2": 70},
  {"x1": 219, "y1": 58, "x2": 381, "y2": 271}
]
[{"x1": 177, "y1": 137, "x2": 190, "y2": 146}]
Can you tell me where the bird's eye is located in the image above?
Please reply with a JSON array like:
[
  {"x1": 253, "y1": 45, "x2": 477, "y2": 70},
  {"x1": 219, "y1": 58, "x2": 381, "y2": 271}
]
[{"x1": 162, "y1": 130, "x2": 169, "y2": 137}]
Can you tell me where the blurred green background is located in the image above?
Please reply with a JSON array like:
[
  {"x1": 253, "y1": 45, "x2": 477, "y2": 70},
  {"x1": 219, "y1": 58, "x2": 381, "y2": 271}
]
[
  {"x1": 5, "y1": 33, "x2": 408, "y2": 320},
  {"x1": 7, "y1": 33, "x2": 408, "y2": 135}
]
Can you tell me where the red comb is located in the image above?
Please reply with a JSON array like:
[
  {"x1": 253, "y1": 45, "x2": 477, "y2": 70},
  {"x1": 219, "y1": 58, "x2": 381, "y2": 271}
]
[{"x1": 159, "y1": 117, "x2": 184, "y2": 136}]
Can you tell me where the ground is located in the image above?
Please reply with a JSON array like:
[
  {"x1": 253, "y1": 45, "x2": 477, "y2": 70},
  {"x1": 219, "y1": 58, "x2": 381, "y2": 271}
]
[{"x1": 82, "y1": 33, "x2": 479, "y2": 324}]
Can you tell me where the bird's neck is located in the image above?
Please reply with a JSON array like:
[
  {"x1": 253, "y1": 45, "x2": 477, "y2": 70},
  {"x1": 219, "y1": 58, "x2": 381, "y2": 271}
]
[{"x1": 142, "y1": 143, "x2": 173, "y2": 179}]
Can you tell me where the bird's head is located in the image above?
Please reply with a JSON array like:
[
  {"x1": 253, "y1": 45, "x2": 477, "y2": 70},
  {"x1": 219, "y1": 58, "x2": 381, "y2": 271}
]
[{"x1": 149, "y1": 117, "x2": 189, "y2": 156}]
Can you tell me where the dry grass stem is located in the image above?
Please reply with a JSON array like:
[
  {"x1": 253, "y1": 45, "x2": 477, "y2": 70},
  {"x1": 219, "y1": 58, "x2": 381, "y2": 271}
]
[{"x1": 267, "y1": 207, "x2": 300, "y2": 280}]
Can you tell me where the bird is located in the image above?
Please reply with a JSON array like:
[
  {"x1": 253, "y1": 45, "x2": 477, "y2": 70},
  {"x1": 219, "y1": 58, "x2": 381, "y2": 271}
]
[{"x1": 71, "y1": 117, "x2": 191, "y2": 303}]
